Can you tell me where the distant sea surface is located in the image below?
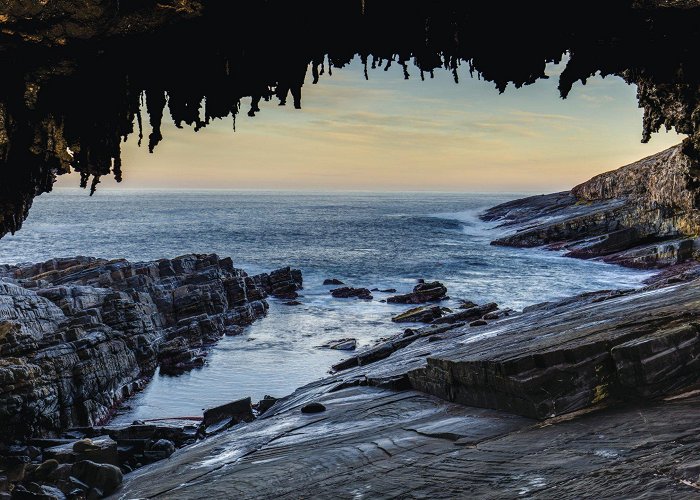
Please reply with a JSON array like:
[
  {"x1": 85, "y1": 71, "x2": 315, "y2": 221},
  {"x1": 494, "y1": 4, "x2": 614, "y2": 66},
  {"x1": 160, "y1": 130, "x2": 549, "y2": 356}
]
[{"x1": 0, "y1": 189, "x2": 653, "y2": 422}]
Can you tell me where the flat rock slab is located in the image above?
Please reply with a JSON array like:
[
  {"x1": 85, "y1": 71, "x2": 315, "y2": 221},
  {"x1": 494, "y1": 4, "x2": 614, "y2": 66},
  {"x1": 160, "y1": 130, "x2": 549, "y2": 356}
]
[
  {"x1": 408, "y1": 280, "x2": 700, "y2": 418},
  {"x1": 113, "y1": 386, "x2": 700, "y2": 499}
]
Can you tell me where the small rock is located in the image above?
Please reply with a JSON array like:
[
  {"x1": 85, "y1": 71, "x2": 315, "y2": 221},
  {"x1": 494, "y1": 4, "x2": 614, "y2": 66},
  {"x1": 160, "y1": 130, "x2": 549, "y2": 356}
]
[
  {"x1": 458, "y1": 300, "x2": 478, "y2": 309},
  {"x1": 387, "y1": 282, "x2": 447, "y2": 304},
  {"x1": 71, "y1": 460, "x2": 123, "y2": 496},
  {"x1": 29, "y1": 459, "x2": 59, "y2": 481},
  {"x1": 202, "y1": 397, "x2": 254, "y2": 431},
  {"x1": 392, "y1": 305, "x2": 444, "y2": 323},
  {"x1": 149, "y1": 439, "x2": 176, "y2": 458},
  {"x1": 301, "y1": 402, "x2": 326, "y2": 414},
  {"x1": 432, "y1": 303, "x2": 499, "y2": 326},
  {"x1": 0, "y1": 455, "x2": 28, "y2": 481},
  {"x1": 39, "y1": 485, "x2": 65, "y2": 500},
  {"x1": 483, "y1": 312, "x2": 499, "y2": 320},
  {"x1": 330, "y1": 287, "x2": 373, "y2": 300},
  {"x1": 470, "y1": 320, "x2": 488, "y2": 327},
  {"x1": 323, "y1": 278, "x2": 344, "y2": 285},
  {"x1": 66, "y1": 489, "x2": 86, "y2": 500},
  {"x1": 255, "y1": 395, "x2": 278, "y2": 415},
  {"x1": 320, "y1": 338, "x2": 357, "y2": 351},
  {"x1": 403, "y1": 328, "x2": 416, "y2": 338},
  {"x1": 283, "y1": 300, "x2": 302, "y2": 306}
]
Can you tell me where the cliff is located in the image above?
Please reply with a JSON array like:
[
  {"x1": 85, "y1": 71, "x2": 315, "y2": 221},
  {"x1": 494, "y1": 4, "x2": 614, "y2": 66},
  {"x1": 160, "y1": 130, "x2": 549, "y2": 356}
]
[
  {"x1": 484, "y1": 145, "x2": 700, "y2": 269},
  {"x1": 0, "y1": 254, "x2": 301, "y2": 441}
]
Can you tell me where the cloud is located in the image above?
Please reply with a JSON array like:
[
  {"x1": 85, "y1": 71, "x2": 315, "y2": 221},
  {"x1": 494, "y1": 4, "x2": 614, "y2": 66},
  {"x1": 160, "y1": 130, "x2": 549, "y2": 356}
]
[{"x1": 577, "y1": 93, "x2": 614, "y2": 104}]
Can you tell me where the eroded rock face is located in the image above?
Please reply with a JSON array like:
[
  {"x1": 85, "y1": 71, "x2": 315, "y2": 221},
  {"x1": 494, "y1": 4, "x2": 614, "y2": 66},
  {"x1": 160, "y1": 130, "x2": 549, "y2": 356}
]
[
  {"x1": 485, "y1": 145, "x2": 700, "y2": 268},
  {"x1": 0, "y1": 0, "x2": 203, "y2": 45},
  {"x1": 116, "y1": 275, "x2": 700, "y2": 498},
  {"x1": 0, "y1": 254, "x2": 299, "y2": 441}
]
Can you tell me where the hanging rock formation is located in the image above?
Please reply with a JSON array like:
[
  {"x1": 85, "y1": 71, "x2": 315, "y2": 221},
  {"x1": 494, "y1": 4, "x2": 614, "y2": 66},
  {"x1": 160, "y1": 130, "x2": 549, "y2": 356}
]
[{"x1": 3, "y1": 2, "x2": 700, "y2": 236}]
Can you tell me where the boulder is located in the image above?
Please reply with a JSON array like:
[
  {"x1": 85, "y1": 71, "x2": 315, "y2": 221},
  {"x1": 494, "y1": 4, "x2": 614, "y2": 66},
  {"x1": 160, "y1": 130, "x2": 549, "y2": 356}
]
[
  {"x1": 431, "y1": 303, "x2": 498, "y2": 325},
  {"x1": 70, "y1": 461, "x2": 122, "y2": 496},
  {"x1": 301, "y1": 403, "x2": 326, "y2": 414},
  {"x1": 323, "y1": 279, "x2": 344, "y2": 286},
  {"x1": 391, "y1": 306, "x2": 444, "y2": 323},
  {"x1": 386, "y1": 282, "x2": 447, "y2": 304},
  {"x1": 330, "y1": 287, "x2": 373, "y2": 300},
  {"x1": 254, "y1": 396, "x2": 278, "y2": 415},
  {"x1": 319, "y1": 339, "x2": 357, "y2": 351},
  {"x1": 148, "y1": 439, "x2": 176, "y2": 459},
  {"x1": 202, "y1": 398, "x2": 254, "y2": 434}
]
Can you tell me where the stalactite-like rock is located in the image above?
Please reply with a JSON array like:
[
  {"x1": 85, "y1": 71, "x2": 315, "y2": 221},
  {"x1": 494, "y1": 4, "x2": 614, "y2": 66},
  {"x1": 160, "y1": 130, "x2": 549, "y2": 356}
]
[{"x1": 2, "y1": 2, "x2": 700, "y2": 236}]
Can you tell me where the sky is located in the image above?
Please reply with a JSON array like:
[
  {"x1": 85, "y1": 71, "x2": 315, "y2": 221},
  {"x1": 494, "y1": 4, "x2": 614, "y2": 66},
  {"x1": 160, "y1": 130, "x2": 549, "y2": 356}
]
[{"x1": 56, "y1": 57, "x2": 683, "y2": 193}]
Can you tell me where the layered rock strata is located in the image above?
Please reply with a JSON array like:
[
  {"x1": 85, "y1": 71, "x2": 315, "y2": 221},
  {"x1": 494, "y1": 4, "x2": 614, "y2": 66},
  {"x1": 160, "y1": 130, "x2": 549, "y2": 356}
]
[
  {"x1": 116, "y1": 275, "x2": 700, "y2": 498},
  {"x1": 0, "y1": 254, "x2": 301, "y2": 441},
  {"x1": 484, "y1": 145, "x2": 700, "y2": 269}
]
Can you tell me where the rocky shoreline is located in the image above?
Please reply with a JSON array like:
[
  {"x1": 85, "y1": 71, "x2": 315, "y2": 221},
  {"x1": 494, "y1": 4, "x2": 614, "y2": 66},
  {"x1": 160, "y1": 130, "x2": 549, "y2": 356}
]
[
  {"x1": 482, "y1": 145, "x2": 700, "y2": 272},
  {"x1": 0, "y1": 253, "x2": 305, "y2": 498},
  {"x1": 114, "y1": 270, "x2": 700, "y2": 499},
  {"x1": 2, "y1": 148, "x2": 700, "y2": 497},
  {"x1": 113, "y1": 149, "x2": 700, "y2": 498}
]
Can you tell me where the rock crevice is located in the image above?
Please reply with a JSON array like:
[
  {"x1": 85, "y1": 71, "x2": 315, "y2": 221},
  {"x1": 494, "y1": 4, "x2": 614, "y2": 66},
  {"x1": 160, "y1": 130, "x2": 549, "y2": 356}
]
[{"x1": 0, "y1": 253, "x2": 300, "y2": 441}]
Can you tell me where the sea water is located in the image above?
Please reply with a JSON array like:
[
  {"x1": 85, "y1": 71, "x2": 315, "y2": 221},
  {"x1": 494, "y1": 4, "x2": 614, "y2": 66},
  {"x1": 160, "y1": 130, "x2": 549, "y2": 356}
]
[{"x1": 0, "y1": 189, "x2": 654, "y2": 421}]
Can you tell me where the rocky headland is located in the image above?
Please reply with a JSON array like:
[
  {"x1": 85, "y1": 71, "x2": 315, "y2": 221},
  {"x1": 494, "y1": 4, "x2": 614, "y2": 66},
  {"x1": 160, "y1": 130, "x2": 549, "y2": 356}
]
[
  {"x1": 483, "y1": 145, "x2": 700, "y2": 271},
  {"x1": 0, "y1": 253, "x2": 305, "y2": 498}
]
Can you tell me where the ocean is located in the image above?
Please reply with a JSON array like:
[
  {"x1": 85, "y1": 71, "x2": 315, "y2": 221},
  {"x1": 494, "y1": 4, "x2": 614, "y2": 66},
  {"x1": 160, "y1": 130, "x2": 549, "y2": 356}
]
[{"x1": 0, "y1": 189, "x2": 654, "y2": 422}]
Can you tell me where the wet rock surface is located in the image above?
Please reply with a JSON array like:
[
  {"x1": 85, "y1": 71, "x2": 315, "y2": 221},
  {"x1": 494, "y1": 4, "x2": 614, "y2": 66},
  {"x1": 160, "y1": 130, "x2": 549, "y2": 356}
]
[
  {"x1": 115, "y1": 275, "x2": 700, "y2": 498},
  {"x1": 484, "y1": 146, "x2": 700, "y2": 269},
  {"x1": 386, "y1": 281, "x2": 448, "y2": 304},
  {"x1": 318, "y1": 338, "x2": 357, "y2": 351},
  {"x1": 329, "y1": 287, "x2": 373, "y2": 300},
  {"x1": 391, "y1": 305, "x2": 446, "y2": 323},
  {"x1": 0, "y1": 254, "x2": 300, "y2": 441}
]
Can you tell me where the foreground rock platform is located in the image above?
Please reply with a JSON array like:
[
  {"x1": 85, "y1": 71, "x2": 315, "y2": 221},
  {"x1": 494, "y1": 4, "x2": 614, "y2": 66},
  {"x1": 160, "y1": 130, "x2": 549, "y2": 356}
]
[
  {"x1": 116, "y1": 276, "x2": 700, "y2": 498},
  {"x1": 115, "y1": 387, "x2": 700, "y2": 499}
]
